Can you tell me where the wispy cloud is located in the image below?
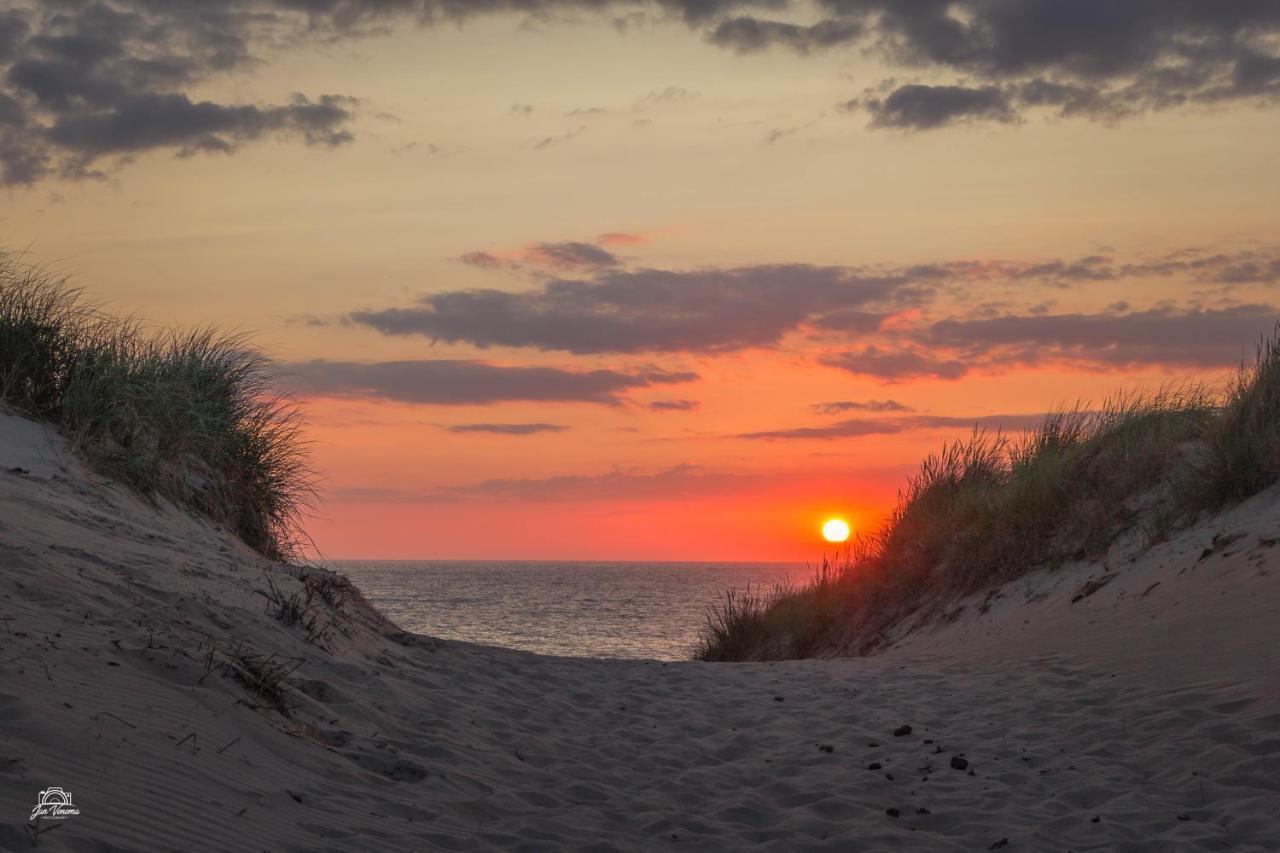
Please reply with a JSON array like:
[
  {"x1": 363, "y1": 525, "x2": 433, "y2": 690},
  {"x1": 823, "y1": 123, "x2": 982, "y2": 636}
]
[
  {"x1": 445, "y1": 422, "x2": 568, "y2": 435},
  {"x1": 810, "y1": 400, "x2": 912, "y2": 415},
  {"x1": 280, "y1": 359, "x2": 697, "y2": 406},
  {"x1": 648, "y1": 399, "x2": 700, "y2": 412},
  {"x1": 741, "y1": 413, "x2": 1045, "y2": 440}
]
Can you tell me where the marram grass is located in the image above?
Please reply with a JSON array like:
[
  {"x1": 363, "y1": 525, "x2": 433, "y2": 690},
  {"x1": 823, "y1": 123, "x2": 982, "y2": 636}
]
[
  {"x1": 696, "y1": 332, "x2": 1280, "y2": 662},
  {"x1": 0, "y1": 250, "x2": 311, "y2": 559}
]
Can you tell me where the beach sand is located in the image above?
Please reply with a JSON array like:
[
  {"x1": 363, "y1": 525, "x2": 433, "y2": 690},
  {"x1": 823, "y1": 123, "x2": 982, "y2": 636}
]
[{"x1": 1, "y1": 411, "x2": 1277, "y2": 851}]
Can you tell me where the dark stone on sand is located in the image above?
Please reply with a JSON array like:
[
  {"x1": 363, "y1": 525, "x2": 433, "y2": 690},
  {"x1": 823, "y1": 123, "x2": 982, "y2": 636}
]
[
  {"x1": 818, "y1": 744, "x2": 834, "y2": 753},
  {"x1": 1091, "y1": 816, "x2": 1101, "y2": 823},
  {"x1": 774, "y1": 695, "x2": 785, "y2": 702},
  {"x1": 1177, "y1": 814, "x2": 1189, "y2": 821},
  {"x1": 885, "y1": 773, "x2": 894, "y2": 781},
  {"x1": 989, "y1": 840, "x2": 1008, "y2": 850},
  {"x1": 868, "y1": 741, "x2": 880, "y2": 747},
  {"x1": 885, "y1": 807, "x2": 900, "y2": 818},
  {"x1": 893, "y1": 725, "x2": 913, "y2": 737},
  {"x1": 868, "y1": 762, "x2": 882, "y2": 770},
  {"x1": 917, "y1": 807, "x2": 931, "y2": 815},
  {"x1": 950, "y1": 756, "x2": 969, "y2": 771}
]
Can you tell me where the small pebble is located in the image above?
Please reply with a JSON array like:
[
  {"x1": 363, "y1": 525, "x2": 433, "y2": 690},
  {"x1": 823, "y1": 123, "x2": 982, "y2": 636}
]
[
  {"x1": 893, "y1": 725, "x2": 913, "y2": 737},
  {"x1": 885, "y1": 807, "x2": 900, "y2": 818},
  {"x1": 950, "y1": 756, "x2": 969, "y2": 771}
]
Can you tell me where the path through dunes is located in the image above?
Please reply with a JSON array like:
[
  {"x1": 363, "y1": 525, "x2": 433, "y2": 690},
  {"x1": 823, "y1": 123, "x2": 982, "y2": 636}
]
[{"x1": 1, "y1": 412, "x2": 1277, "y2": 852}]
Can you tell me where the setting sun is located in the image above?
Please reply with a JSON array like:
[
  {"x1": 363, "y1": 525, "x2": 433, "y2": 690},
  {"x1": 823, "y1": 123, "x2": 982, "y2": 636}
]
[{"x1": 822, "y1": 518, "x2": 851, "y2": 543}]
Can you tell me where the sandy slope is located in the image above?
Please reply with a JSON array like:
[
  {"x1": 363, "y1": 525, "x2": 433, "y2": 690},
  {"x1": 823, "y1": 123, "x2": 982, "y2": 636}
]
[{"x1": 1, "y1": 411, "x2": 1277, "y2": 852}]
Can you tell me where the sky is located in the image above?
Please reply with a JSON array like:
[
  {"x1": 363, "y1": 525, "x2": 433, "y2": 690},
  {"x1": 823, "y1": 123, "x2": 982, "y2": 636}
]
[{"x1": 3, "y1": 1, "x2": 1280, "y2": 560}]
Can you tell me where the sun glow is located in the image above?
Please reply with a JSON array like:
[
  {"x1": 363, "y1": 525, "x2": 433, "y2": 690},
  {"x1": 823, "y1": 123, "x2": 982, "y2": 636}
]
[{"x1": 821, "y1": 518, "x2": 851, "y2": 543}]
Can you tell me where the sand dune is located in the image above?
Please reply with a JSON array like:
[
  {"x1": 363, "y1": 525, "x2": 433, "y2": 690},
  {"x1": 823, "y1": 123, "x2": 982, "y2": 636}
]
[{"x1": 1, "y1": 410, "x2": 1277, "y2": 852}]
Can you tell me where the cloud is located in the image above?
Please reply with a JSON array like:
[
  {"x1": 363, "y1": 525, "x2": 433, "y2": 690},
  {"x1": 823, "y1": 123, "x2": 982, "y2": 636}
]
[
  {"x1": 0, "y1": 3, "x2": 368, "y2": 184},
  {"x1": 921, "y1": 304, "x2": 1280, "y2": 369},
  {"x1": 524, "y1": 241, "x2": 620, "y2": 270},
  {"x1": 445, "y1": 422, "x2": 567, "y2": 434},
  {"x1": 458, "y1": 240, "x2": 621, "y2": 273},
  {"x1": 280, "y1": 359, "x2": 697, "y2": 406},
  {"x1": 352, "y1": 246, "x2": 1280, "y2": 356},
  {"x1": 741, "y1": 412, "x2": 1045, "y2": 440},
  {"x1": 597, "y1": 232, "x2": 646, "y2": 246},
  {"x1": 860, "y1": 84, "x2": 1016, "y2": 130},
  {"x1": 46, "y1": 92, "x2": 356, "y2": 157},
  {"x1": 739, "y1": 2, "x2": 1280, "y2": 127},
  {"x1": 821, "y1": 346, "x2": 970, "y2": 382},
  {"x1": 708, "y1": 17, "x2": 861, "y2": 54},
  {"x1": 337, "y1": 463, "x2": 770, "y2": 504},
  {"x1": 648, "y1": 399, "x2": 700, "y2": 411},
  {"x1": 810, "y1": 399, "x2": 912, "y2": 414},
  {"x1": 0, "y1": 0, "x2": 785, "y2": 185},
  {"x1": 821, "y1": 302, "x2": 1280, "y2": 383},
  {"x1": 3, "y1": 1, "x2": 1279, "y2": 184},
  {"x1": 533, "y1": 124, "x2": 586, "y2": 149},
  {"x1": 764, "y1": 118, "x2": 820, "y2": 144},
  {"x1": 348, "y1": 263, "x2": 935, "y2": 354},
  {"x1": 634, "y1": 86, "x2": 699, "y2": 110}
]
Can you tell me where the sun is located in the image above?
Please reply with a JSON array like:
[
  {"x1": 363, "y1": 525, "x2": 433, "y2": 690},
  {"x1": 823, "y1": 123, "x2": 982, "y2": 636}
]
[{"x1": 822, "y1": 518, "x2": 851, "y2": 543}]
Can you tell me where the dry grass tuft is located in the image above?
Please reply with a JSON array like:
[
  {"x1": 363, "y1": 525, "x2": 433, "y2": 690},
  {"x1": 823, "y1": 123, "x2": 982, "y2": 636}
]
[
  {"x1": 0, "y1": 249, "x2": 311, "y2": 558},
  {"x1": 696, "y1": 331, "x2": 1280, "y2": 661}
]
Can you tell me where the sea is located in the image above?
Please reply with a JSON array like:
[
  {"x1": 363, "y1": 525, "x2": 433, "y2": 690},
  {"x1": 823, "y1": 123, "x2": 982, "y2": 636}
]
[{"x1": 331, "y1": 560, "x2": 807, "y2": 660}]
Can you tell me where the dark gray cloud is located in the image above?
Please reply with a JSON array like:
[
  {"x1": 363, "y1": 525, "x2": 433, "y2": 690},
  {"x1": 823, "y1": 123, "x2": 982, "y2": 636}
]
[
  {"x1": 861, "y1": 84, "x2": 1015, "y2": 130},
  {"x1": 821, "y1": 302, "x2": 1280, "y2": 383},
  {"x1": 921, "y1": 303, "x2": 1280, "y2": 369},
  {"x1": 0, "y1": 0, "x2": 780, "y2": 185},
  {"x1": 821, "y1": 346, "x2": 970, "y2": 381},
  {"x1": 348, "y1": 264, "x2": 935, "y2": 354},
  {"x1": 741, "y1": 412, "x2": 1044, "y2": 440},
  {"x1": 350, "y1": 247, "x2": 1280, "y2": 356},
  {"x1": 810, "y1": 399, "x2": 912, "y2": 414},
  {"x1": 46, "y1": 93, "x2": 356, "y2": 157},
  {"x1": 446, "y1": 422, "x2": 568, "y2": 434},
  {"x1": 280, "y1": 358, "x2": 696, "y2": 406},
  {"x1": 648, "y1": 399, "x2": 700, "y2": 411},
  {"x1": 734, "y1": 2, "x2": 1280, "y2": 127},
  {"x1": 0, "y1": 3, "x2": 367, "y2": 184},
  {"x1": 4, "y1": 1, "x2": 1277, "y2": 184},
  {"x1": 708, "y1": 17, "x2": 860, "y2": 54}
]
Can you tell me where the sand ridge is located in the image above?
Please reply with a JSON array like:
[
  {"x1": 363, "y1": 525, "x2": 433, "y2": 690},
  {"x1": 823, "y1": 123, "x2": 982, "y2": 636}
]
[{"x1": 1, "y1": 412, "x2": 1277, "y2": 851}]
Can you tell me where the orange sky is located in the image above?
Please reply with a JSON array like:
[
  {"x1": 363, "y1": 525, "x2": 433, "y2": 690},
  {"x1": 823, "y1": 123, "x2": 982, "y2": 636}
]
[{"x1": 3, "y1": 3, "x2": 1279, "y2": 559}]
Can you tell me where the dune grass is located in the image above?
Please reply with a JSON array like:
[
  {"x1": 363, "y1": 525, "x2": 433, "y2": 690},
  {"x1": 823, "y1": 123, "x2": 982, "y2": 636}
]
[
  {"x1": 0, "y1": 250, "x2": 311, "y2": 559},
  {"x1": 696, "y1": 331, "x2": 1280, "y2": 661}
]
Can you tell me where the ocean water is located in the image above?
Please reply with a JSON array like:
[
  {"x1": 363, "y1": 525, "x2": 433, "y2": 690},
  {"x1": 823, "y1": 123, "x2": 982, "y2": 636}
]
[{"x1": 332, "y1": 560, "x2": 806, "y2": 660}]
